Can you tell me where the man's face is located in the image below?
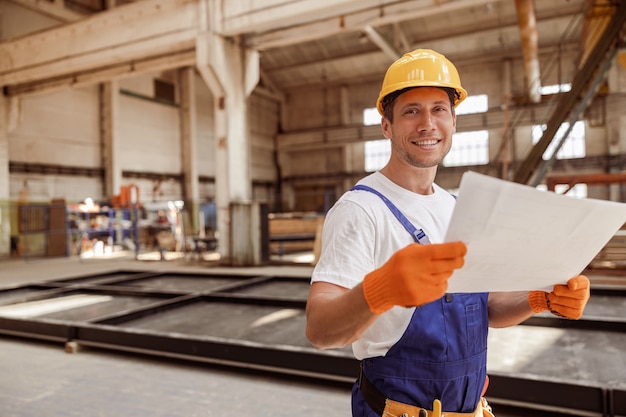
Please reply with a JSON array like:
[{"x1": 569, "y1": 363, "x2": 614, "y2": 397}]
[{"x1": 381, "y1": 87, "x2": 457, "y2": 169}]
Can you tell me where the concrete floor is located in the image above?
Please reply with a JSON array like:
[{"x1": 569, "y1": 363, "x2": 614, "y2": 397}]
[
  {"x1": 0, "y1": 254, "x2": 354, "y2": 417},
  {"x1": 1, "y1": 254, "x2": 625, "y2": 416},
  {"x1": 0, "y1": 336, "x2": 352, "y2": 417}
]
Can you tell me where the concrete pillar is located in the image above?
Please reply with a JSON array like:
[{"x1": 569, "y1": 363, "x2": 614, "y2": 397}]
[
  {"x1": 0, "y1": 94, "x2": 10, "y2": 256},
  {"x1": 179, "y1": 67, "x2": 200, "y2": 233},
  {"x1": 608, "y1": 117, "x2": 623, "y2": 201},
  {"x1": 230, "y1": 202, "x2": 266, "y2": 266},
  {"x1": 215, "y1": 39, "x2": 260, "y2": 264},
  {"x1": 101, "y1": 81, "x2": 122, "y2": 199},
  {"x1": 196, "y1": 0, "x2": 260, "y2": 264}
]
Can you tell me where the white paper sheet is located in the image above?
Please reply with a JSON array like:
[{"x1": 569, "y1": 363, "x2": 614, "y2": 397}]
[{"x1": 444, "y1": 171, "x2": 626, "y2": 293}]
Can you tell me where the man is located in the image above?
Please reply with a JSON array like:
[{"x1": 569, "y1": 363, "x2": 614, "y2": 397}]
[{"x1": 305, "y1": 49, "x2": 590, "y2": 417}]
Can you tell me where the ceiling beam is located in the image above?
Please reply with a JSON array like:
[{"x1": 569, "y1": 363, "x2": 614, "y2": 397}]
[
  {"x1": 4, "y1": 49, "x2": 196, "y2": 97},
  {"x1": 264, "y1": 18, "x2": 581, "y2": 91},
  {"x1": 219, "y1": 0, "x2": 389, "y2": 36},
  {"x1": 245, "y1": 0, "x2": 503, "y2": 50},
  {"x1": 363, "y1": 25, "x2": 402, "y2": 60},
  {"x1": 0, "y1": 0, "x2": 200, "y2": 88},
  {"x1": 6, "y1": 0, "x2": 85, "y2": 22}
]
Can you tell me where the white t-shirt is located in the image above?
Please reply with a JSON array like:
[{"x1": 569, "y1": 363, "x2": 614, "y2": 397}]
[{"x1": 311, "y1": 171, "x2": 457, "y2": 359}]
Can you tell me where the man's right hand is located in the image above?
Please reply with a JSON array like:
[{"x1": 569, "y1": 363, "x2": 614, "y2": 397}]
[{"x1": 362, "y1": 241, "x2": 467, "y2": 314}]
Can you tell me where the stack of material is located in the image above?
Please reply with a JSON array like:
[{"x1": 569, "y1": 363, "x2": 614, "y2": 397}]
[{"x1": 589, "y1": 222, "x2": 626, "y2": 270}]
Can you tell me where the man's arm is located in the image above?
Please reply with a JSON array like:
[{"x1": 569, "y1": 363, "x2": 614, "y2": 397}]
[
  {"x1": 306, "y1": 242, "x2": 467, "y2": 350},
  {"x1": 488, "y1": 291, "x2": 534, "y2": 328},
  {"x1": 305, "y1": 281, "x2": 378, "y2": 350},
  {"x1": 488, "y1": 275, "x2": 591, "y2": 328}
]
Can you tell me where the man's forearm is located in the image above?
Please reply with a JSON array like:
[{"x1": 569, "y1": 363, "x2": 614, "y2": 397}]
[
  {"x1": 487, "y1": 291, "x2": 534, "y2": 328},
  {"x1": 306, "y1": 282, "x2": 378, "y2": 349}
]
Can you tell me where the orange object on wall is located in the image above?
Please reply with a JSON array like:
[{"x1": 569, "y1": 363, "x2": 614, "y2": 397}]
[{"x1": 111, "y1": 184, "x2": 140, "y2": 208}]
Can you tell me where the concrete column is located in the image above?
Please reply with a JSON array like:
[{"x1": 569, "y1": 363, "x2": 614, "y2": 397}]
[
  {"x1": 608, "y1": 117, "x2": 623, "y2": 201},
  {"x1": 214, "y1": 38, "x2": 259, "y2": 265},
  {"x1": 211, "y1": 37, "x2": 254, "y2": 203},
  {"x1": 179, "y1": 67, "x2": 200, "y2": 232},
  {"x1": 196, "y1": 0, "x2": 261, "y2": 264},
  {"x1": 0, "y1": 94, "x2": 10, "y2": 256},
  {"x1": 101, "y1": 81, "x2": 122, "y2": 199}
]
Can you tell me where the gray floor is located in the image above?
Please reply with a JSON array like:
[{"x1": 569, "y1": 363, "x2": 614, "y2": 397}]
[
  {"x1": 0, "y1": 336, "x2": 352, "y2": 417},
  {"x1": 0, "y1": 255, "x2": 353, "y2": 417},
  {"x1": 1, "y1": 255, "x2": 625, "y2": 416}
]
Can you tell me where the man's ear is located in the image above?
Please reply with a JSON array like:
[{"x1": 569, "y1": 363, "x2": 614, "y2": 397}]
[{"x1": 381, "y1": 117, "x2": 392, "y2": 139}]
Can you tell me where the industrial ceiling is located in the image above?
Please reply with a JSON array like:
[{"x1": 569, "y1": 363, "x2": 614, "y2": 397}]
[{"x1": 1, "y1": 0, "x2": 591, "y2": 100}]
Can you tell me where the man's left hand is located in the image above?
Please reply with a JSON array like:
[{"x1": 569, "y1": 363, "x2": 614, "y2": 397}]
[{"x1": 528, "y1": 275, "x2": 590, "y2": 319}]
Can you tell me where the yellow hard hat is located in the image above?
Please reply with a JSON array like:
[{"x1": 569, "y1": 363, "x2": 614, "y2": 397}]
[{"x1": 376, "y1": 49, "x2": 467, "y2": 115}]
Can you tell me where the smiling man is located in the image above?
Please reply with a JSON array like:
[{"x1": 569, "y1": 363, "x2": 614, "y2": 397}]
[{"x1": 305, "y1": 49, "x2": 590, "y2": 417}]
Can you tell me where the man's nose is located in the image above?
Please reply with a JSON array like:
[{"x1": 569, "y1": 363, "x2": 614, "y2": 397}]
[{"x1": 417, "y1": 112, "x2": 434, "y2": 130}]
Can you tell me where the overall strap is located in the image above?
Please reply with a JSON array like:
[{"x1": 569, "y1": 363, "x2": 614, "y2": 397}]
[{"x1": 351, "y1": 184, "x2": 431, "y2": 245}]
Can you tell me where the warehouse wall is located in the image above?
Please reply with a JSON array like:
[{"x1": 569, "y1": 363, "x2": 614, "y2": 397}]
[
  {"x1": 8, "y1": 87, "x2": 102, "y2": 202},
  {"x1": 278, "y1": 47, "x2": 626, "y2": 210},
  {"x1": 3, "y1": 1, "x2": 626, "y2": 220},
  {"x1": 2, "y1": 0, "x2": 281, "y2": 205}
]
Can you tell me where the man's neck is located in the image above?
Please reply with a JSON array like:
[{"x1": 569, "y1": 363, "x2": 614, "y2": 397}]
[{"x1": 379, "y1": 164, "x2": 437, "y2": 195}]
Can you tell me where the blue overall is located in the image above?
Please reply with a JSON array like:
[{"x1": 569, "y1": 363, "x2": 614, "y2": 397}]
[{"x1": 350, "y1": 185, "x2": 489, "y2": 416}]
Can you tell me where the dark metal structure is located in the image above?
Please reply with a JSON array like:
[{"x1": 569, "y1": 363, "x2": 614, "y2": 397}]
[{"x1": 514, "y1": 0, "x2": 626, "y2": 186}]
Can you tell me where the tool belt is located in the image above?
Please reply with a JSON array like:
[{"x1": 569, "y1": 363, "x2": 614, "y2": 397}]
[{"x1": 358, "y1": 370, "x2": 494, "y2": 417}]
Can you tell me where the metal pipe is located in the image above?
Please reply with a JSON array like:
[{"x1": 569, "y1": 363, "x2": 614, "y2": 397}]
[{"x1": 515, "y1": 0, "x2": 541, "y2": 103}]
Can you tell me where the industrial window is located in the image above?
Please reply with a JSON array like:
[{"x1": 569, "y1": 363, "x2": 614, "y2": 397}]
[
  {"x1": 536, "y1": 183, "x2": 588, "y2": 199},
  {"x1": 363, "y1": 107, "x2": 387, "y2": 172},
  {"x1": 540, "y1": 83, "x2": 572, "y2": 95},
  {"x1": 365, "y1": 139, "x2": 391, "y2": 172},
  {"x1": 455, "y1": 94, "x2": 488, "y2": 115},
  {"x1": 363, "y1": 108, "x2": 380, "y2": 126},
  {"x1": 443, "y1": 130, "x2": 489, "y2": 167},
  {"x1": 532, "y1": 120, "x2": 585, "y2": 160},
  {"x1": 363, "y1": 94, "x2": 490, "y2": 171},
  {"x1": 445, "y1": 94, "x2": 489, "y2": 167},
  {"x1": 555, "y1": 183, "x2": 588, "y2": 198}
]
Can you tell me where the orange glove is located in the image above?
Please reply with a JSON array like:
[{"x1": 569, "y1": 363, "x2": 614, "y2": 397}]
[
  {"x1": 528, "y1": 275, "x2": 590, "y2": 319},
  {"x1": 362, "y1": 242, "x2": 467, "y2": 314}
]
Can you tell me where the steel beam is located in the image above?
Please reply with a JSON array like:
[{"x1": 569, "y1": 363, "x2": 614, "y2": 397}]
[{"x1": 513, "y1": 0, "x2": 626, "y2": 185}]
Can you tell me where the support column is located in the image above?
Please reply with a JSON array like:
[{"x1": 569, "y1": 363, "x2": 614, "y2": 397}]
[
  {"x1": 196, "y1": 0, "x2": 260, "y2": 264},
  {"x1": 607, "y1": 117, "x2": 623, "y2": 201},
  {"x1": 179, "y1": 67, "x2": 200, "y2": 232},
  {"x1": 339, "y1": 86, "x2": 355, "y2": 194},
  {"x1": 0, "y1": 94, "x2": 10, "y2": 256},
  {"x1": 101, "y1": 81, "x2": 122, "y2": 199},
  {"x1": 210, "y1": 37, "x2": 255, "y2": 201}
]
